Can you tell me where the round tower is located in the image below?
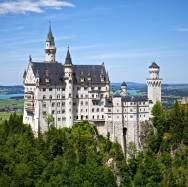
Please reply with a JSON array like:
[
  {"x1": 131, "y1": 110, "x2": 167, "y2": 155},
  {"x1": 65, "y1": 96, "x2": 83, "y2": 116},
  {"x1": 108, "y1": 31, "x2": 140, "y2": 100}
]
[
  {"x1": 146, "y1": 62, "x2": 162, "y2": 105},
  {"x1": 45, "y1": 24, "x2": 56, "y2": 63},
  {"x1": 64, "y1": 47, "x2": 73, "y2": 127}
]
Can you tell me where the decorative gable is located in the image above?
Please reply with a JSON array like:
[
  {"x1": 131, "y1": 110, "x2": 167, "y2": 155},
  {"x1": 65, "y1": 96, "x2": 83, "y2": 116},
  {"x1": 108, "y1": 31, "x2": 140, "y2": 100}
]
[{"x1": 24, "y1": 63, "x2": 36, "y2": 85}]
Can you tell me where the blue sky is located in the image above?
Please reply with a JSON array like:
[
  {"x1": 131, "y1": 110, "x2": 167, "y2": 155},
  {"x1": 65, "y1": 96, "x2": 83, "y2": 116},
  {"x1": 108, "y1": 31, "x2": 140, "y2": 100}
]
[{"x1": 0, "y1": 0, "x2": 188, "y2": 85}]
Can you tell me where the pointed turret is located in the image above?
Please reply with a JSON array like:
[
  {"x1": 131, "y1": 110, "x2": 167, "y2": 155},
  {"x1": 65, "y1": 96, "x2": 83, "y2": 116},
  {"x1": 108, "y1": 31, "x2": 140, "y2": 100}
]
[
  {"x1": 63, "y1": 46, "x2": 73, "y2": 127},
  {"x1": 120, "y1": 81, "x2": 128, "y2": 96},
  {"x1": 23, "y1": 70, "x2": 27, "y2": 79},
  {"x1": 29, "y1": 55, "x2": 32, "y2": 63},
  {"x1": 121, "y1": 81, "x2": 127, "y2": 87},
  {"x1": 46, "y1": 23, "x2": 55, "y2": 46},
  {"x1": 106, "y1": 71, "x2": 110, "y2": 82},
  {"x1": 64, "y1": 46, "x2": 72, "y2": 66},
  {"x1": 35, "y1": 69, "x2": 40, "y2": 86},
  {"x1": 149, "y1": 62, "x2": 160, "y2": 69},
  {"x1": 45, "y1": 23, "x2": 56, "y2": 63}
]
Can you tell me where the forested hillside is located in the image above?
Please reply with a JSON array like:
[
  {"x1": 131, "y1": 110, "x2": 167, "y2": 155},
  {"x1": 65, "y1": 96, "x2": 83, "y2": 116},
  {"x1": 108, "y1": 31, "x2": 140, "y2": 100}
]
[
  {"x1": 0, "y1": 102, "x2": 188, "y2": 187},
  {"x1": 121, "y1": 102, "x2": 188, "y2": 187}
]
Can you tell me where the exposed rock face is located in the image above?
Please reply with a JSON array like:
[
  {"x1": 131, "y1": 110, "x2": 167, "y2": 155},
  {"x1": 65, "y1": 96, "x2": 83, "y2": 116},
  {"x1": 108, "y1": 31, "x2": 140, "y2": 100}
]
[{"x1": 139, "y1": 120, "x2": 154, "y2": 148}]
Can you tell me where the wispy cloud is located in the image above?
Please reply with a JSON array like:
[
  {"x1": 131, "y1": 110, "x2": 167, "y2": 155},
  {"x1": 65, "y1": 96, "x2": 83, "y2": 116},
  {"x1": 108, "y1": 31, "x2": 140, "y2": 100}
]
[
  {"x1": 175, "y1": 27, "x2": 188, "y2": 32},
  {"x1": 73, "y1": 48, "x2": 183, "y2": 63},
  {"x1": 1, "y1": 34, "x2": 76, "y2": 47},
  {"x1": 0, "y1": 0, "x2": 75, "y2": 15}
]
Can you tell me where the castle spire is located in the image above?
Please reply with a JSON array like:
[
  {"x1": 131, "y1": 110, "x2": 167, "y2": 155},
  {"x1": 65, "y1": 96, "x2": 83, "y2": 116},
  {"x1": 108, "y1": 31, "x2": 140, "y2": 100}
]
[
  {"x1": 46, "y1": 22, "x2": 55, "y2": 46},
  {"x1": 29, "y1": 55, "x2": 32, "y2": 63},
  {"x1": 64, "y1": 46, "x2": 72, "y2": 65},
  {"x1": 45, "y1": 22, "x2": 56, "y2": 63}
]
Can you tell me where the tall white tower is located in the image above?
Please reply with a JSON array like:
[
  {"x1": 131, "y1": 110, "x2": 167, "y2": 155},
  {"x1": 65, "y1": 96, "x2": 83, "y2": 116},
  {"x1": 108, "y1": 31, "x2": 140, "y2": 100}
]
[
  {"x1": 45, "y1": 24, "x2": 56, "y2": 63},
  {"x1": 64, "y1": 47, "x2": 74, "y2": 127},
  {"x1": 146, "y1": 62, "x2": 162, "y2": 105}
]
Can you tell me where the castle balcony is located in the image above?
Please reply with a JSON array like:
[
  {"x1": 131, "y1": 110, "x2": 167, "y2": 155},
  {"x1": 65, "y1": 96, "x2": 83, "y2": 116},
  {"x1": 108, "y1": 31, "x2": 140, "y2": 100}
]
[
  {"x1": 24, "y1": 91, "x2": 35, "y2": 113},
  {"x1": 24, "y1": 91, "x2": 34, "y2": 101},
  {"x1": 25, "y1": 102, "x2": 34, "y2": 113}
]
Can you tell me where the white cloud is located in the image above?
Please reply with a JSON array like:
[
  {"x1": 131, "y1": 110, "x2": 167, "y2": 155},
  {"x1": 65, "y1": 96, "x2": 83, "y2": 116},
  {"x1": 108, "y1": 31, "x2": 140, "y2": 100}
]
[
  {"x1": 0, "y1": 0, "x2": 75, "y2": 15},
  {"x1": 40, "y1": 0, "x2": 74, "y2": 8}
]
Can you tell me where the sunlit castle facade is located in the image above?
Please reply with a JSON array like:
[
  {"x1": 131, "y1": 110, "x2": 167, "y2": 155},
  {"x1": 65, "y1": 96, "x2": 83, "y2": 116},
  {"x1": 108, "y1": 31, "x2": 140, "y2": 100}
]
[{"x1": 23, "y1": 26, "x2": 162, "y2": 151}]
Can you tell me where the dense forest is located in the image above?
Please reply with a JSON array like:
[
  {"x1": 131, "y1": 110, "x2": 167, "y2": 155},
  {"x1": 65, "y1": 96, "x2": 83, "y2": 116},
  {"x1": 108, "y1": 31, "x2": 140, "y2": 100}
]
[{"x1": 0, "y1": 102, "x2": 188, "y2": 186}]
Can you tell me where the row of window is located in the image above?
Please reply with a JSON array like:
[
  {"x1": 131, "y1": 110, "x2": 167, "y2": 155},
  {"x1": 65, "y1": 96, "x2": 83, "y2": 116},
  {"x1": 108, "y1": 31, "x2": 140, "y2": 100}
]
[
  {"x1": 43, "y1": 101, "x2": 89, "y2": 107},
  {"x1": 108, "y1": 114, "x2": 146, "y2": 119},
  {"x1": 92, "y1": 108, "x2": 104, "y2": 112},
  {"x1": 76, "y1": 94, "x2": 88, "y2": 98},
  {"x1": 42, "y1": 95, "x2": 65, "y2": 100},
  {"x1": 115, "y1": 102, "x2": 147, "y2": 107},
  {"x1": 80, "y1": 101, "x2": 88, "y2": 105},
  {"x1": 76, "y1": 108, "x2": 104, "y2": 113},
  {"x1": 107, "y1": 108, "x2": 146, "y2": 113},
  {"x1": 41, "y1": 86, "x2": 107, "y2": 92},
  {"x1": 123, "y1": 102, "x2": 146, "y2": 106},
  {"x1": 42, "y1": 107, "x2": 104, "y2": 114},
  {"x1": 52, "y1": 110, "x2": 65, "y2": 114},
  {"x1": 42, "y1": 88, "x2": 65, "y2": 92},
  {"x1": 77, "y1": 115, "x2": 105, "y2": 120},
  {"x1": 77, "y1": 115, "x2": 104, "y2": 120},
  {"x1": 43, "y1": 110, "x2": 69, "y2": 115},
  {"x1": 42, "y1": 94, "x2": 105, "y2": 100},
  {"x1": 25, "y1": 86, "x2": 108, "y2": 94},
  {"x1": 25, "y1": 87, "x2": 35, "y2": 92},
  {"x1": 42, "y1": 114, "x2": 104, "y2": 121}
]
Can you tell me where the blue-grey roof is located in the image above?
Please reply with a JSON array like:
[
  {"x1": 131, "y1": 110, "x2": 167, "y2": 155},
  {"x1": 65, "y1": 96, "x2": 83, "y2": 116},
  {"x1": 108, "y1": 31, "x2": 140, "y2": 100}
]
[
  {"x1": 122, "y1": 95, "x2": 148, "y2": 102},
  {"x1": 30, "y1": 62, "x2": 109, "y2": 85},
  {"x1": 121, "y1": 82, "x2": 127, "y2": 87},
  {"x1": 64, "y1": 49, "x2": 72, "y2": 65},
  {"x1": 105, "y1": 95, "x2": 148, "y2": 108},
  {"x1": 113, "y1": 92, "x2": 148, "y2": 102},
  {"x1": 31, "y1": 62, "x2": 64, "y2": 85},
  {"x1": 149, "y1": 62, "x2": 159, "y2": 69},
  {"x1": 113, "y1": 92, "x2": 121, "y2": 97},
  {"x1": 23, "y1": 70, "x2": 27, "y2": 79}
]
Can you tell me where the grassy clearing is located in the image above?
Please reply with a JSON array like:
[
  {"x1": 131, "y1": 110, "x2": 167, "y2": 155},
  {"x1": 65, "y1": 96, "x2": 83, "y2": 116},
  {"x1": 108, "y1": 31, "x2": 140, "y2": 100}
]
[
  {"x1": 0, "y1": 99, "x2": 24, "y2": 109},
  {"x1": 0, "y1": 99, "x2": 23, "y2": 121},
  {"x1": 0, "y1": 112, "x2": 12, "y2": 121},
  {"x1": 0, "y1": 112, "x2": 22, "y2": 121}
]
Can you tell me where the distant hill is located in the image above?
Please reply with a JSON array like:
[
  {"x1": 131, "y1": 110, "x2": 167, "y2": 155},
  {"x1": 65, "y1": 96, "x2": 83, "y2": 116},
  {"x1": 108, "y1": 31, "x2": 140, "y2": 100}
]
[{"x1": 0, "y1": 85, "x2": 24, "y2": 95}]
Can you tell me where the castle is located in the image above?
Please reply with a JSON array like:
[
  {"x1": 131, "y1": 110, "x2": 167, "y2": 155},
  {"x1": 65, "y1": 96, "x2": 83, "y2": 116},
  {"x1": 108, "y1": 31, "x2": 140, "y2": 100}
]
[{"x1": 23, "y1": 26, "x2": 162, "y2": 151}]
